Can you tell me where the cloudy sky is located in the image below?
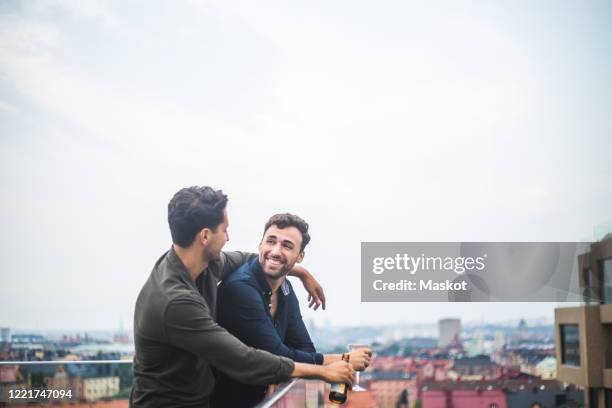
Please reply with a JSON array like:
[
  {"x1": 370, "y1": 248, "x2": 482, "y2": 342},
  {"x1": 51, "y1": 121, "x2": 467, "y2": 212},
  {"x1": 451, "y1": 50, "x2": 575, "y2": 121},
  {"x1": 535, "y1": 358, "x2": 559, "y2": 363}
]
[{"x1": 0, "y1": 0, "x2": 610, "y2": 331}]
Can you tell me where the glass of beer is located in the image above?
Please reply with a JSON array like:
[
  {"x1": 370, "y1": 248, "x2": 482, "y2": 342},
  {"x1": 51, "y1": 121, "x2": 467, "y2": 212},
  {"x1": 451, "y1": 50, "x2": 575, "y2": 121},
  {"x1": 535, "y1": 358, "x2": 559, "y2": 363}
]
[{"x1": 347, "y1": 343, "x2": 370, "y2": 391}]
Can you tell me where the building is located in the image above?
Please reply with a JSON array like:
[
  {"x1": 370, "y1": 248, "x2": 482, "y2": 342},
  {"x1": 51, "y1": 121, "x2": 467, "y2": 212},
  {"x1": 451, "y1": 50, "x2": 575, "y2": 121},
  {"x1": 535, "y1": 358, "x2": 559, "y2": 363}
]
[
  {"x1": 422, "y1": 379, "x2": 582, "y2": 408},
  {"x1": 10, "y1": 334, "x2": 45, "y2": 344},
  {"x1": 554, "y1": 235, "x2": 612, "y2": 408},
  {"x1": 450, "y1": 355, "x2": 501, "y2": 380},
  {"x1": 113, "y1": 320, "x2": 130, "y2": 345},
  {"x1": 494, "y1": 331, "x2": 506, "y2": 351},
  {"x1": 367, "y1": 371, "x2": 415, "y2": 408},
  {"x1": 422, "y1": 389, "x2": 507, "y2": 408},
  {"x1": 535, "y1": 357, "x2": 557, "y2": 380},
  {"x1": 505, "y1": 386, "x2": 583, "y2": 408},
  {"x1": 438, "y1": 318, "x2": 461, "y2": 349},
  {"x1": 83, "y1": 377, "x2": 121, "y2": 401},
  {"x1": 0, "y1": 365, "x2": 29, "y2": 404},
  {"x1": 346, "y1": 389, "x2": 375, "y2": 407},
  {"x1": 0, "y1": 328, "x2": 10, "y2": 343}
]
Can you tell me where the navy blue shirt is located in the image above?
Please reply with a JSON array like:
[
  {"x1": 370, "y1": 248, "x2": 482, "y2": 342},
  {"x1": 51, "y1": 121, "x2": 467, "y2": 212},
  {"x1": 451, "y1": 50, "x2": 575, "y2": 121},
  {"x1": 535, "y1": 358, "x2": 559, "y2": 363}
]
[{"x1": 211, "y1": 258, "x2": 323, "y2": 407}]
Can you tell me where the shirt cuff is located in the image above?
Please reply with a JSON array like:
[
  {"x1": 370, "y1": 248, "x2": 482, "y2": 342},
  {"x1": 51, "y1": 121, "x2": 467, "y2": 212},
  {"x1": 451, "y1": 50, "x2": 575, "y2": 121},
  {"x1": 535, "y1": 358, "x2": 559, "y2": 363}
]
[
  {"x1": 275, "y1": 356, "x2": 295, "y2": 382},
  {"x1": 314, "y1": 352, "x2": 324, "y2": 365}
]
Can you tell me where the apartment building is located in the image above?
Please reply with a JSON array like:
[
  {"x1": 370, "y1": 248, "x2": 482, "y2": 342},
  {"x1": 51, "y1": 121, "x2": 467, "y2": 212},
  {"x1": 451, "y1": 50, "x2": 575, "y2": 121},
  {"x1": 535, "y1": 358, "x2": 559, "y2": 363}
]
[{"x1": 555, "y1": 235, "x2": 612, "y2": 408}]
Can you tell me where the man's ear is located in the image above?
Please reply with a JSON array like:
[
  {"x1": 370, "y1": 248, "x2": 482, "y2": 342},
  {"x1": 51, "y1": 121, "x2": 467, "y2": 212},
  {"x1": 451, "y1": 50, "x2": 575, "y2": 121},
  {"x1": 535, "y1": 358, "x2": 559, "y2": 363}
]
[
  {"x1": 296, "y1": 251, "x2": 305, "y2": 263},
  {"x1": 199, "y1": 228, "x2": 210, "y2": 245}
]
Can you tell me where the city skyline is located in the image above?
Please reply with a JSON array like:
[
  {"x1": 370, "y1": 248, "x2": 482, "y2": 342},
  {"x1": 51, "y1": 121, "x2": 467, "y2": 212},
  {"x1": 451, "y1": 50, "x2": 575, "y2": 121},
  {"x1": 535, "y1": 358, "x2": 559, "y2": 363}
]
[
  {"x1": 1, "y1": 314, "x2": 569, "y2": 407},
  {"x1": 2, "y1": 314, "x2": 556, "y2": 337}
]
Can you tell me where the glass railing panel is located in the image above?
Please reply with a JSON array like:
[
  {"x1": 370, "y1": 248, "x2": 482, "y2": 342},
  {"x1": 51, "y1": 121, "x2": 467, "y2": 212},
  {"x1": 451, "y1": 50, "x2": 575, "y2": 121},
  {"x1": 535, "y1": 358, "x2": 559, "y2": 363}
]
[
  {"x1": 2, "y1": 363, "x2": 331, "y2": 408},
  {"x1": 256, "y1": 379, "x2": 327, "y2": 408},
  {"x1": 0, "y1": 360, "x2": 132, "y2": 407}
]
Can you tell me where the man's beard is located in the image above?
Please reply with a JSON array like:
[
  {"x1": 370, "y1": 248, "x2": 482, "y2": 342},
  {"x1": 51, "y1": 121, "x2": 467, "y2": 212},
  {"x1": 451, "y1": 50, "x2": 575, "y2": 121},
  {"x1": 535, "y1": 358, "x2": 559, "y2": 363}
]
[
  {"x1": 266, "y1": 267, "x2": 290, "y2": 279},
  {"x1": 264, "y1": 261, "x2": 294, "y2": 280},
  {"x1": 203, "y1": 246, "x2": 222, "y2": 263}
]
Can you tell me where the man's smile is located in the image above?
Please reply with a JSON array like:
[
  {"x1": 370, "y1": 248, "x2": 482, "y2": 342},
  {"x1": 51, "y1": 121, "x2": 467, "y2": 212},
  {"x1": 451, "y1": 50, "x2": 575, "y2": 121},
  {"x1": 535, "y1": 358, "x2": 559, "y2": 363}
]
[{"x1": 265, "y1": 256, "x2": 285, "y2": 268}]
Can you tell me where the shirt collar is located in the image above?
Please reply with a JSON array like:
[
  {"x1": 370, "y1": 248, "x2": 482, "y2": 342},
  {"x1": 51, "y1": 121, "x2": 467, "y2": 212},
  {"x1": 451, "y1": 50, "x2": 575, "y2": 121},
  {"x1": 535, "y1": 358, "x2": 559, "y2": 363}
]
[
  {"x1": 166, "y1": 246, "x2": 200, "y2": 292},
  {"x1": 251, "y1": 259, "x2": 290, "y2": 297}
]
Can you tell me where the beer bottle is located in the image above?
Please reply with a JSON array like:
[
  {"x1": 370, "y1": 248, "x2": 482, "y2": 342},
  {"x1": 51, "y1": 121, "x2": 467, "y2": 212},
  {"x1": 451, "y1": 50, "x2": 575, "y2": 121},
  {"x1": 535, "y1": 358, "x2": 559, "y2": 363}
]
[{"x1": 329, "y1": 353, "x2": 350, "y2": 404}]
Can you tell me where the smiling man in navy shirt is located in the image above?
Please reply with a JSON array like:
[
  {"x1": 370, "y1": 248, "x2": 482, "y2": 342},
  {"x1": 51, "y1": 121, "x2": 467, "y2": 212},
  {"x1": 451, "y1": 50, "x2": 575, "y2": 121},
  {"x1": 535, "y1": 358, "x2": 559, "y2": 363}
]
[{"x1": 212, "y1": 213, "x2": 371, "y2": 407}]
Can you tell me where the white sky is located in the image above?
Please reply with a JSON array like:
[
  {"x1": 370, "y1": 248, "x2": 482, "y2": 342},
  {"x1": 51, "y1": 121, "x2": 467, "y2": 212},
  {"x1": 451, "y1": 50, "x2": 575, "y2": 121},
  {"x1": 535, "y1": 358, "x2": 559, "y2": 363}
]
[{"x1": 0, "y1": 0, "x2": 611, "y2": 331}]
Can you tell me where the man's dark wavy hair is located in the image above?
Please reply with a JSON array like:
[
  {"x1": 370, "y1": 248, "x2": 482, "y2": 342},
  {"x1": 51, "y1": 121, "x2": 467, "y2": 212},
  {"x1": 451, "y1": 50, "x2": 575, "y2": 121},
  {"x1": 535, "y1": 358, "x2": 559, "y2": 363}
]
[
  {"x1": 168, "y1": 186, "x2": 228, "y2": 248},
  {"x1": 263, "y1": 213, "x2": 311, "y2": 251}
]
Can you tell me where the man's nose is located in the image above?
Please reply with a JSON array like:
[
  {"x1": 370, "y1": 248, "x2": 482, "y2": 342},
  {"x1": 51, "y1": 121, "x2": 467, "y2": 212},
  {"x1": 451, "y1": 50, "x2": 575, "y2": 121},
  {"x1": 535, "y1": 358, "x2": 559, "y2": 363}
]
[{"x1": 270, "y1": 243, "x2": 282, "y2": 256}]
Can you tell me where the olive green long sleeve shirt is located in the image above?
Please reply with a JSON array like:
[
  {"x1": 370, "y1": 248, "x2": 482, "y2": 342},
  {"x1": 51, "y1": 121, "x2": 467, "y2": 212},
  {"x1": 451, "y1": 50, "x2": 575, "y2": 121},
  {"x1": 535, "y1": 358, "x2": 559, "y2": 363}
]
[{"x1": 130, "y1": 248, "x2": 295, "y2": 408}]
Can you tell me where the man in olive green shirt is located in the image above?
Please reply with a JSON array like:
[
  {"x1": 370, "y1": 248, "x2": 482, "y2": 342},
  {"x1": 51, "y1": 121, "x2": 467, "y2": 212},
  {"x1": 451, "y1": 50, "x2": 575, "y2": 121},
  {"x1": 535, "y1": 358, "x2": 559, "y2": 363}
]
[{"x1": 130, "y1": 186, "x2": 354, "y2": 408}]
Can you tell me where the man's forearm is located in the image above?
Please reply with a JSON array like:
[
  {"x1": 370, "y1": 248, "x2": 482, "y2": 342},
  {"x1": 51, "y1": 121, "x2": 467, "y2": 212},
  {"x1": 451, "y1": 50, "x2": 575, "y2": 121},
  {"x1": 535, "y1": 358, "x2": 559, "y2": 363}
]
[
  {"x1": 323, "y1": 354, "x2": 342, "y2": 365},
  {"x1": 284, "y1": 263, "x2": 327, "y2": 310},
  {"x1": 292, "y1": 361, "x2": 355, "y2": 386},
  {"x1": 288, "y1": 264, "x2": 308, "y2": 278},
  {"x1": 291, "y1": 362, "x2": 325, "y2": 379}
]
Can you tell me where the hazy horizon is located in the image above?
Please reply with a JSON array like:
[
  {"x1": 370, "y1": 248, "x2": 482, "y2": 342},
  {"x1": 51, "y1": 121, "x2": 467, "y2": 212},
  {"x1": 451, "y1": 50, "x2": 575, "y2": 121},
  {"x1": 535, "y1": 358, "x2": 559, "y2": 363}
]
[{"x1": 5, "y1": 314, "x2": 556, "y2": 335}]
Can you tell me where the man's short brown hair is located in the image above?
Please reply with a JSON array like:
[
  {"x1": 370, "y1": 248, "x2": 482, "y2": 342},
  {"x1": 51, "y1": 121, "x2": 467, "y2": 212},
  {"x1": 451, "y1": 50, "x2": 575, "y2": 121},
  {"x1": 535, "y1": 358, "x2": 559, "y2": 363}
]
[{"x1": 264, "y1": 213, "x2": 311, "y2": 251}]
